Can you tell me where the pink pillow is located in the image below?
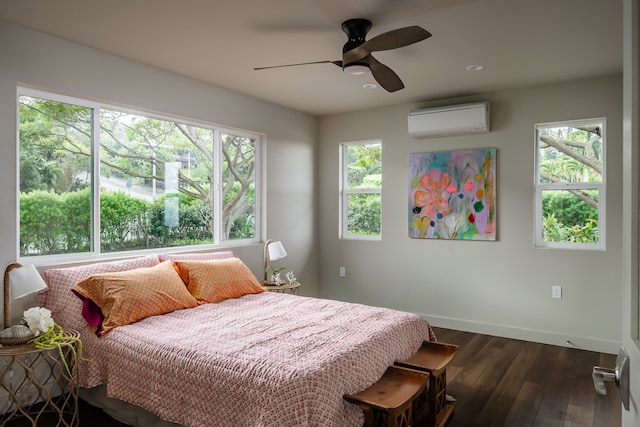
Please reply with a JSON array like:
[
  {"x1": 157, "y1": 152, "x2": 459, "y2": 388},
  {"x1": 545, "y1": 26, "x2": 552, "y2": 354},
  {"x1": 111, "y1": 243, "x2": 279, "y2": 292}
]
[
  {"x1": 81, "y1": 299, "x2": 103, "y2": 327},
  {"x1": 158, "y1": 251, "x2": 236, "y2": 262},
  {"x1": 38, "y1": 255, "x2": 160, "y2": 332}
]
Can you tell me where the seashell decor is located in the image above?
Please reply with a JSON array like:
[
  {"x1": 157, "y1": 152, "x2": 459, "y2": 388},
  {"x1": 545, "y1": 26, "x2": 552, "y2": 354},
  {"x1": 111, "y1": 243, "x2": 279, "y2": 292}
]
[{"x1": 0, "y1": 324, "x2": 34, "y2": 345}]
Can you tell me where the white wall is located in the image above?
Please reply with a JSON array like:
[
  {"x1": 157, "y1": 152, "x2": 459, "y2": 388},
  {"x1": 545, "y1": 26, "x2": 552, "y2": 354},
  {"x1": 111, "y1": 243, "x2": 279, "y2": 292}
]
[
  {"x1": 318, "y1": 75, "x2": 623, "y2": 353},
  {"x1": 0, "y1": 20, "x2": 319, "y2": 324}
]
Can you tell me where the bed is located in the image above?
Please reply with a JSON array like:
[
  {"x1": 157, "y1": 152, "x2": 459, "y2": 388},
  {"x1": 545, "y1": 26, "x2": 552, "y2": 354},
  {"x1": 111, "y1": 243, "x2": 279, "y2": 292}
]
[{"x1": 36, "y1": 252, "x2": 435, "y2": 427}]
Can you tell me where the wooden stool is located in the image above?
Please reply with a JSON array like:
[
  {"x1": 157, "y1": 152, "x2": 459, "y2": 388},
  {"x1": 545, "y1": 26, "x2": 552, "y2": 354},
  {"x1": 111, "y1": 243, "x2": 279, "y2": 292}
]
[
  {"x1": 344, "y1": 365, "x2": 429, "y2": 427},
  {"x1": 395, "y1": 341, "x2": 458, "y2": 427}
]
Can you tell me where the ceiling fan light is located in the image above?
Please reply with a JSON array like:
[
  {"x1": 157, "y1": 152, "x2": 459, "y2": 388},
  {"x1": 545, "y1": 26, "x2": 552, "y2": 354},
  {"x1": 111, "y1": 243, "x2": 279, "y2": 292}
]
[{"x1": 343, "y1": 63, "x2": 370, "y2": 75}]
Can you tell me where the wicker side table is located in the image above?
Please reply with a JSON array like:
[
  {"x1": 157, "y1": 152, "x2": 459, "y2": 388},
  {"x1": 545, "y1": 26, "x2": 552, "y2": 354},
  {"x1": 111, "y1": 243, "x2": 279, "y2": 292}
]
[
  {"x1": 0, "y1": 330, "x2": 79, "y2": 426},
  {"x1": 261, "y1": 281, "x2": 300, "y2": 295}
]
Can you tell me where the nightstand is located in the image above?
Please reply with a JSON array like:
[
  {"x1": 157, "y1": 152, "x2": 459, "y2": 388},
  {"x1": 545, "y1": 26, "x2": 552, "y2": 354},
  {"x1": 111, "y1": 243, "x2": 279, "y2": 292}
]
[
  {"x1": 0, "y1": 330, "x2": 79, "y2": 426},
  {"x1": 261, "y1": 282, "x2": 300, "y2": 295}
]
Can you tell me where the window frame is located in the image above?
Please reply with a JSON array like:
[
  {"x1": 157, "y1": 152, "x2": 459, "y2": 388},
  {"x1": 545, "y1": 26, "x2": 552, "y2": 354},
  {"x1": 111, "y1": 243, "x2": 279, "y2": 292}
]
[
  {"x1": 533, "y1": 118, "x2": 606, "y2": 250},
  {"x1": 339, "y1": 140, "x2": 382, "y2": 241},
  {"x1": 16, "y1": 87, "x2": 262, "y2": 264}
]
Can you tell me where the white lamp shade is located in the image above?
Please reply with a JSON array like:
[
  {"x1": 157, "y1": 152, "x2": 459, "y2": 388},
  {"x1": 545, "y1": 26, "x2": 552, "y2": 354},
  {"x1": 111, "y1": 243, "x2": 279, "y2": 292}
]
[
  {"x1": 267, "y1": 241, "x2": 287, "y2": 261},
  {"x1": 9, "y1": 264, "x2": 48, "y2": 299}
]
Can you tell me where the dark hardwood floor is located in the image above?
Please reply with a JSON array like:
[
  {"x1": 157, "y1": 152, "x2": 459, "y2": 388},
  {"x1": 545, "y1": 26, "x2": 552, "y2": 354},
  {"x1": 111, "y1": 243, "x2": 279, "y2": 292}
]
[
  {"x1": 432, "y1": 327, "x2": 621, "y2": 427},
  {"x1": 4, "y1": 398, "x2": 130, "y2": 427},
  {"x1": 6, "y1": 328, "x2": 621, "y2": 426}
]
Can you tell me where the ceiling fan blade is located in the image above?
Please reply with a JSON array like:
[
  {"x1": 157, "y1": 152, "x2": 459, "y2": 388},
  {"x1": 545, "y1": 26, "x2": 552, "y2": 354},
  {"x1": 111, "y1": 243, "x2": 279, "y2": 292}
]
[
  {"x1": 344, "y1": 26, "x2": 431, "y2": 63},
  {"x1": 254, "y1": 60, "x2": 342, "y2": 70},
  {"x1": 367, "y1": 55, "x2": 404, "y2": 92}
]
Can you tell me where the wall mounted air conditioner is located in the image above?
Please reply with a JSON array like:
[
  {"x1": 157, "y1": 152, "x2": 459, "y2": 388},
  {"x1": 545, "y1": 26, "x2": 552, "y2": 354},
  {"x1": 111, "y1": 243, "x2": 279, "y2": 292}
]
[{"x1": 408, "y1": 101, "x2": 490, "y2": 138}]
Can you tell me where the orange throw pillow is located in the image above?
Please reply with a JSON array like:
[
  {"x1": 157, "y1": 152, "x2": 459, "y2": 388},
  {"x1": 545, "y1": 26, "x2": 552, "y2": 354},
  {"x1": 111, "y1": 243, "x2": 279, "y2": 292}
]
[
  {"x1": 174, "y1": 258, "x2": 264, "y2": 304},
  {"x1": 72, "y1": 261, "x2": 197, "y2": 335}
]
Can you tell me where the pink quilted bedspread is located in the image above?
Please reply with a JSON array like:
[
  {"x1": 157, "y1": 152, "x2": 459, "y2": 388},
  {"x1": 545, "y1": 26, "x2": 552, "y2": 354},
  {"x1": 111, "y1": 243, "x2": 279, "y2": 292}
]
[{"x1": 79, "y1": 292, "x2": 435, "y2": 427}]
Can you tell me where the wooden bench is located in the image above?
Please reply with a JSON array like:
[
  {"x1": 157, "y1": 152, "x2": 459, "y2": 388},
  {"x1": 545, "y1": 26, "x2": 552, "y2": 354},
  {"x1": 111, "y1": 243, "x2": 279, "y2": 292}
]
[
  {"x1": 395, "y1": 341, "x2": 458, "y2": 427},
  {"x1": 344, "y1": 365, "x2": 429, "y2": 427}
]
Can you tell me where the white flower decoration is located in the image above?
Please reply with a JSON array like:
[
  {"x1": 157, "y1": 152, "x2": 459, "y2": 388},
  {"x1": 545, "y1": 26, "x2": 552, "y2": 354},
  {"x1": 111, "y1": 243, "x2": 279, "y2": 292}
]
[
  {"x1": 285, "y1": 271, "x2": 296, "y2": 283},
  {"x1": 22, "y1": 307, "x2": 54, "y2": 336},
  {"x1": 270, "y1": 272, "x2": 283, "y2": 285}
]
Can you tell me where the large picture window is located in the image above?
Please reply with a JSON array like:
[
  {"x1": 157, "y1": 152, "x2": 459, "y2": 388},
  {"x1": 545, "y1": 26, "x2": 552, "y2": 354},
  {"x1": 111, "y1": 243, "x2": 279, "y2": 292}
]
[
  {"x1": 534, "y1": 118, "x2": 605, "y2": 250},
  {"x1": 339, "y1": 141, "x2": 382, "y2": 240},
  {"x1": 18, "y1": 88, "x2": 260, "y2": 261}
]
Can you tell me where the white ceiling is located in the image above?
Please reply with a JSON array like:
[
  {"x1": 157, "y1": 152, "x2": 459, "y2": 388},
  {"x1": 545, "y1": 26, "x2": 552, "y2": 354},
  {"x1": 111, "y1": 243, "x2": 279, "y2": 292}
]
[{"x1": 0, "y1": 0, "x2": 622, "y2": 116}]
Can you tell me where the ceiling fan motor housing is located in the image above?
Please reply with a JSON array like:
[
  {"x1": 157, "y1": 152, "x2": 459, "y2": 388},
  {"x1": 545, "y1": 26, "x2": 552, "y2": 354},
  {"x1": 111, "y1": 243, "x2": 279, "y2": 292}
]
[{"x1": 341, "y1": 18, "x2": 372, "y2": 71}]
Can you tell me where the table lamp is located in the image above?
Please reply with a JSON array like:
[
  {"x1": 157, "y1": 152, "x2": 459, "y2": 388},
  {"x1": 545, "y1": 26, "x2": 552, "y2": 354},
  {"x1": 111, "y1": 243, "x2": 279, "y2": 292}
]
[
  {"x1": 4, "y1": 263, "x2": 48, "y2": 327},
  {"x1": 263, "y1": 239, "x2": 287, "y2": 284}
]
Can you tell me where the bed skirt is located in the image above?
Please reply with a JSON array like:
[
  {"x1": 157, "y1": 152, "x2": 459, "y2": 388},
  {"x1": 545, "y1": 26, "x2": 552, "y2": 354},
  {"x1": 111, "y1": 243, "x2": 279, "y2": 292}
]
[{"x1": 80, "y1": 385, "x2": 181, "y2": 427}]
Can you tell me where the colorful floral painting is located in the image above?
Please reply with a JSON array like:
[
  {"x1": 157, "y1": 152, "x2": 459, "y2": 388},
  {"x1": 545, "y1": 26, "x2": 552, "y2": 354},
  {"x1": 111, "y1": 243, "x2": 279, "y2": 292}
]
[{"x1": 409, "y1": 148, "x2": 496, "y2": 240}]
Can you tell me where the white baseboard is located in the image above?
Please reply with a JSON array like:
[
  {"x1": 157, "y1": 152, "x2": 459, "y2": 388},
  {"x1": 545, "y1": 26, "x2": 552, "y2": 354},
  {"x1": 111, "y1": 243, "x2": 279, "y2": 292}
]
[{"x1": 421, "y1": 314, "x2": 621, "y2": 355}]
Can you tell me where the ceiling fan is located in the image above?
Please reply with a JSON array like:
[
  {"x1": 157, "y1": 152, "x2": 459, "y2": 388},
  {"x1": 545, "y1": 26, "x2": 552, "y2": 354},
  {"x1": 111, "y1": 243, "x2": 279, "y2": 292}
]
[{"x1": 254, "y1": 18, "x2": 431, "y2": 92}]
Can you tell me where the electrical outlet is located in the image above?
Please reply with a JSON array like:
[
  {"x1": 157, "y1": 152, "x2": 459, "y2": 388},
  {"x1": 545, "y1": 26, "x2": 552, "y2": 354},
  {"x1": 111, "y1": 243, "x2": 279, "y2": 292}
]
[
  {"x1": 339, "y1": 266, "x2": 346, "y2": 277},
  {"x1": 552, "y1": 285, "x2": 562, "y2": 299}
]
